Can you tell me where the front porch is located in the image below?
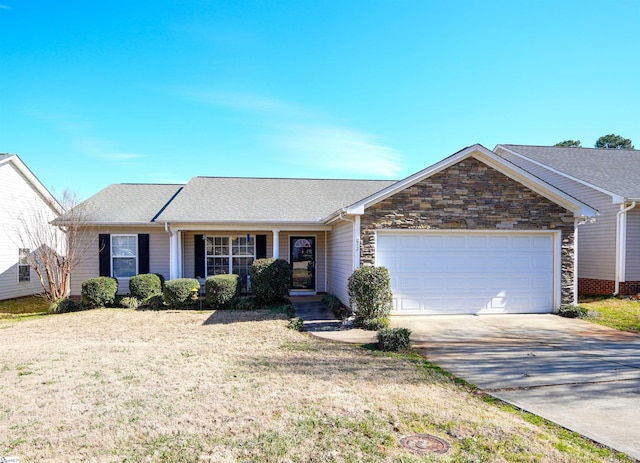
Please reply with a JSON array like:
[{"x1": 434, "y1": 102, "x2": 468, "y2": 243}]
[{"x1": 169, "y1": 229, "x2": 328, "y2": 295}]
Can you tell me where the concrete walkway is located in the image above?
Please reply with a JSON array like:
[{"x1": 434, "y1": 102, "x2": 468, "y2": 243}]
[{"x1": 291, "y1": 296, "x2": 640, "y2": 460}]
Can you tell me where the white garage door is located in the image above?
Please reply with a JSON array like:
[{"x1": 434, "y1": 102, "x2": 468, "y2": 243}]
[{"x1": 376, "y1": 231, "x2": 556, "y2": 315}]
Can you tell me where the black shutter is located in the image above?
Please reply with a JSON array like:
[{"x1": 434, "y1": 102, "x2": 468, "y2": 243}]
[
  {"x1": 138, "y1": 234, "x2": 150, "y2": 274},
  {"x1": 99, "y1": 234, "x2": 111, "y2": 276},
  {"x1": 256, "y1": 234, "x2": 267, "y2": 259},
  {"x1": 194, "y1": 234, "x2": 205, "y2": 278}
]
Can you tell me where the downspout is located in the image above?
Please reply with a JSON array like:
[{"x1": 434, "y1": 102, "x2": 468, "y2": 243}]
[{"x1": 615, "y1": 201, "x2": 637, "y2": 295}]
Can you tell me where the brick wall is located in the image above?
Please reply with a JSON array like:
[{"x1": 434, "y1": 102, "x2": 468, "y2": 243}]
[
  {"x1": 360, "y1": 157, "x2": 576, "y2": 305},
  {"x1": 579, "y1": 278, "x2": 640, "y2": 296}
]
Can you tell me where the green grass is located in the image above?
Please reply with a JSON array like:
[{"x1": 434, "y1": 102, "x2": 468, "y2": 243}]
[
  {"x1": 578, "y1": 296, "x2": 640, "y2": 333},
  {"x1": 0, "y1": 296, "x2": 49, "y2": 321}
]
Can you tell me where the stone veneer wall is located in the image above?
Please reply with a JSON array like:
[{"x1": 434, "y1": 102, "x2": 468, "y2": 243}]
[{"x1": 360, "y1": 157, "x2": 577, "y2": 305}]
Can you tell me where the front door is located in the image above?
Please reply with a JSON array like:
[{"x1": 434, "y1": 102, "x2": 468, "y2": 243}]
[{"x1": 290, "y1": 237, "x2": 315, "y2": 291}]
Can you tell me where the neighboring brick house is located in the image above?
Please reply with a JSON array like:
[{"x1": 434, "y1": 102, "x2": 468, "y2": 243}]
[
  {"x1": 495, "y1": 144, "x2": 640, "y2": 296},
  {"x1": 63, "y1": 144, "x2": 596, "y2": 315}
]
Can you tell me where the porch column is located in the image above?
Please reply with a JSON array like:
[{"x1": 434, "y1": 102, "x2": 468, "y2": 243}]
[
  {"x1": 272, "y1": 229, "x2": 280, "y2": 259},
  {"x1": 170, "y1": 230, "x2": 180, "y2": 280}
]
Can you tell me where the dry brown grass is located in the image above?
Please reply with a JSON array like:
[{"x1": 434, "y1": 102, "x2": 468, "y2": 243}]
[{"x1": 0, "y1": 309, "x2": 632, "y2": 463}]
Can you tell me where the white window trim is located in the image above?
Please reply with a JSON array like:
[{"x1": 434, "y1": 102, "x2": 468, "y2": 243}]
[
  {"x1": 18, "y1": 248, "x2": 30, "y2": 283},
  {"x1": 205, "y1": 235, "x2": 256, "y2": 277},
  {"x1": 111, "y1": 234, "x2": 138, "y2": 280}
]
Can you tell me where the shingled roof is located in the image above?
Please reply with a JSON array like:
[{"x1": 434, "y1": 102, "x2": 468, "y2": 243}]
[
  {"x1": 154, "y1": 177, "x2": 396, "y2": 223},
  {"x1": 496, "y1": 144, "x2": 640, "y2": 200}
]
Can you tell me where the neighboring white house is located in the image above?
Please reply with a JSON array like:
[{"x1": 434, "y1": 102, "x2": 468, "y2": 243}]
[{"x1": 0, "y1": 154, "x2": 63, "y2": 300}]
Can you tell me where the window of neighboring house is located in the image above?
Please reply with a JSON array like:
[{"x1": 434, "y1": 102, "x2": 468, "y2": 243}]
[
  {"x1": 111, "y1": 235, "x2": 138, "y2": 278},
  {"x1": 18, "y1": 248, "x2": 30, "y2": 282},
  {"x1": 206, "y1": 235, "x2": 255, "y2": 282}
]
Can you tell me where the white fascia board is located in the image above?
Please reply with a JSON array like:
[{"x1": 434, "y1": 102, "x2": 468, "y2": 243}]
[
  {"x1": 5, "y1": 155, "x2": 64, "y2": 215},
  {"x1": 494, "y1": 145, "x2": 625, "y2": 205},
  {"x1": 344, "y1": 144, "x2": 488, "y2": 214},
  {"x1": 475, "y1": 150, "x2": 598, "y2": 218},
  {"x1": 165, "y1": 222, "x2": 332, "y2": 232},
  {"x1": 345, "y1": 144, "x2": 597, "y2": 218}
]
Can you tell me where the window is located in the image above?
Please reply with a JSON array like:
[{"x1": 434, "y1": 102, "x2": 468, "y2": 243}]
[
  {"x1": 206, "y1": 235, "x2": 255, "y2": 281},
  {"x1": 112, "y1": 235, "x2": 137, "y2": 278},
  {"x1": 18, "y1": 248, "x2": 30, "y2": 282}
]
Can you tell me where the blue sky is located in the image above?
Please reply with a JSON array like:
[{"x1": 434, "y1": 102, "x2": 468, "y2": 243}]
[{"x1": 1, "y1": 1, "x2": 639, "y2": 200}]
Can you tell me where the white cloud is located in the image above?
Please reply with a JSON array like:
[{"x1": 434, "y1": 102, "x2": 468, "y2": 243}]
[
  {"x1": 275, "y1": 124, "x2": 402, "y2": 178},
  {"x1": 185, "y1": 89, "x2": 403, "y2": 178}
]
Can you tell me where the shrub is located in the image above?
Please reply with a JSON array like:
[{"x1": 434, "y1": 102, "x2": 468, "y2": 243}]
[
  {"x1": 82, "y1": 277, "x2": 119, "y2": 308},
  {"x1": 348, "y1": 266, "x2": 393, "y2": 330},
  {"x1": 129, "y1": 274, "x2": 163, "y2": 302},
  {"x1": 323, "y1": 293, "x2": 351, "y2": 320},
  {"x1": 557, "y1": 304, "x2": 589, "y2": 319},
  {"x1": 120, "y1": 296, "x2": 140, "y2": 309},
  {"x1": 250, "y1": 258, "x2": 292, "y2": 304},
  {"x1": 377, "y1": 327, "x2": 412, "y2": 352},
  {"x1": 49, "y1": 298, "x2": 83, "y2": 314},
  {"x1": 205, "y1": 274, "x2": 242, "y2": 309},
  {"x1": 236, "y1": 296, "x2": 260, "y2": 311},
  {"x1": 163, "y1": 278, "x2": 200, "y2": 309},
  {"x1": 288, "y1": 317, "x2": 304, "y2": 331},
  {"x1": 355, "y1": 317, "x2": 390, "y2": 331}
]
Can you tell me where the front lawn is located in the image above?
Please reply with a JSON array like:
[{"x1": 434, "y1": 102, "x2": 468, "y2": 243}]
[
  {"x1": 0, "y1": 309, "x2": 633, "y2": 462},
  {"x1": 0, "y1": 295, "x2": 48, "y2": 321},
  {"x1": 578, "y1": 296, "x2": 640, "y2": 333}
]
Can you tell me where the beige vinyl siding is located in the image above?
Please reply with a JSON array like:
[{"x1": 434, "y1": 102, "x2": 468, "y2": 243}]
[
  {"x1": 326, "y1": 219, "x2": 354, "y2": 306},
  {"x1": 626, "y1": 209, "x2": 640, "y2": 280},
  {"x1": 0, "y1": 162, "x2": 59, "y2": 300},
  {"x1": 498, "y1": 150, "x2": 617, "y2": 281},
  {"x1": 70, "y1": 227, "x2": 169, "y2": 296}
]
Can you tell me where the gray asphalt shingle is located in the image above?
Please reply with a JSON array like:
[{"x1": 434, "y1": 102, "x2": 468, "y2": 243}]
[{"x1": 497, "y1": 144, "x2": 640, "y2": 199}]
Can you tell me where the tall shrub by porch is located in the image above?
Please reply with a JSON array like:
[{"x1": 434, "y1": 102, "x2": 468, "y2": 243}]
[
  {"x1": 347, "y1": 266, "x2": 392, "y2": 330},
  {"x1": 250, "y1": 258, "x2": 292, "y2": 304}
]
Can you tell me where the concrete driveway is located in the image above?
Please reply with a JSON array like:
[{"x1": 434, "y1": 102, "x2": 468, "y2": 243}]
[{"x1": 395, "y1": 314, "x2": 640, "y2": 460}]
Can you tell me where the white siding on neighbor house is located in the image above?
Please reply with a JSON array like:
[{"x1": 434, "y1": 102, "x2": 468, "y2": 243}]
[
  {"x1": 625, "y1": 209, "x2": 640, "y2": 280},
  {"x1": 326, "y1": 219, "x2": 354, "y2": 306},
  {"x1": 70, "y1": 227, "x2": 170, "y2": 296},
  {"x1": 0, "y1": 161, "x2": 58, "y2": 300},
  {"x1": 498, "y1": 150, "x2": 617, "y2": 281}
]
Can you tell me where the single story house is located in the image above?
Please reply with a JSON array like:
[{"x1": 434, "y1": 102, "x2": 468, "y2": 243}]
[
  {"x1": 495, "y1": 144, "x2": 640, "y2": 296},
  {"x1": 65, "y1": 144, "x2": 597, "y2": 315},
  {"x1": 0, "y1": 154, "x2": 63, "y2": 300}
]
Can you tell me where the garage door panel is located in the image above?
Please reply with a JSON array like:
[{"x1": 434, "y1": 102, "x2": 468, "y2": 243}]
[{"x1": 378, "y1": 232, "x2": 555, "y2": 315}]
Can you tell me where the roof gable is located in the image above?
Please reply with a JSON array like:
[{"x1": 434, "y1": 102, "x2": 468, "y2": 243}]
[
  {"x1": 0, "y1": 154, "x2": 63, "y2": 215},
  {"x1": 495, "y1": 144, "x2": 640, "y2": 201},
  {"x1": 343, "y1": 144, "x2": 597, "y2": 218}
]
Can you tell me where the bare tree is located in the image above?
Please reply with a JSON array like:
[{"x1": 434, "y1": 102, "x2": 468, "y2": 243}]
[{"x1": 16, "y1": 190, "x2": 94, "y2": 302}]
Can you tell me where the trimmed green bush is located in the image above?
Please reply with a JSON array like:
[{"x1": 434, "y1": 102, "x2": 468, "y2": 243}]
[
  {"x1": 250, "y1": 258, "x2": 292, "y2": 304},
  {"x1": 288, "y1": 317, "x2": 304, "y2": 331},
  {"x1": 163, "y1": 278, "x2": 200, "y2": 309},
  {"x1": 205, "y1": 274, "x2": 242, "y2": 309},
  {"x1": 129, "y1": 273, "x2": 163, "y2": 302},
  {"x1": 323, "y1": 293, "x2": 351, "y2": 320},
  {"x1": 348, "y1": 266, "x2": 393, "y2": 330},
  {"x1": 49, "y1": 298, "x2": 83, "y2": 314},
  {"x1": 557, "y1": 304, "x2": 589, "y2": 319},
  {"x1": 82, "y1": 277, "x2": 118, "y2": 308},
  {"x1": 120, "y1": 296, "x2": 140, "y2": 309},
  {"x1": 236, "y1": 296, "x2": 260, "y2": 311},
  {"x1": 356, "y1": 317, "x2": 390, "y2": 331},
  {"x1": 377, "y1": 327, "x2": 412, "y2": 352}
]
